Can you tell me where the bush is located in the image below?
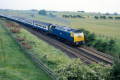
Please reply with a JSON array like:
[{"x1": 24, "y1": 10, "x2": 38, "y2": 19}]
[
  {"x1": 94, "y1": 40, "x2": 108, "y2": 52},
  {"x1": 56, "y1": 58, "x2": 111, "y2": 80},
  {"x1": 80, "y1": 29, "x2": 96, "y2": 46},
  {"x1": 94, "y1": 16, "x2": 99, "y2": 19},
  {"x1": 38, "y1": 9, "x2": 47, "y2": 16},
  {"x1": 49, "y1": 13, "x2": 56, "y2": 17},
  {"x1": 110, "y1": 58, "x2": 120, "y2": 79},
  {"x1": 108, "y1": 39, "x2": 116, "y2": 51},
  {"x1": 80, "y1": 28, "x2": 116, "y2": 55}
]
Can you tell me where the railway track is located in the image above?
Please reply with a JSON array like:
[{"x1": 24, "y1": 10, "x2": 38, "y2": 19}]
[
  {"x1": 77, "y1": 47, "x2": 114, "y2": 65},
  {"x1": 22, "y1": 26, "x2": 113, "y2": 65}
]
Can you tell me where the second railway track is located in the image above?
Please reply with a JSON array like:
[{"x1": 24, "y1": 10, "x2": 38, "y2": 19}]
[{"x1": 22, "y1": 25, "x2": 114, "y2": 65}]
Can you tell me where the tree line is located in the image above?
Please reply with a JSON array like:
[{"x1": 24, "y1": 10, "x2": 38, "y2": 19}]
[
  {"x1": 62, "y1": 15, "x2": 85, "y2": 18},
  {"x1": 62, "y1": 15, "x2": 120, "y2": 20},
  {"x1": 94, "y1": 16, "x2": 120, "y2": 20}
]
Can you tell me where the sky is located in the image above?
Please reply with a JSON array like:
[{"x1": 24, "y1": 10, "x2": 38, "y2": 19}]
[{"x1": 0, "y1": 0, "x2": 120, "y2": 13}]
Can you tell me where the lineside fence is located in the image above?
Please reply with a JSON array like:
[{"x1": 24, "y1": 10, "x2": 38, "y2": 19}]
[{"x1": 0, "y1": 20, "x2": 58, "y2": 80}]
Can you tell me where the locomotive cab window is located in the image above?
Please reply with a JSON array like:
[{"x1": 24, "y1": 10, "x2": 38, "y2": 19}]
[
  {"x1": 52, "y1": 26, "x2": 56, "y2": 28},
  {"x1": 74, "y1": 33, "x2": 83, "y2": 36}
]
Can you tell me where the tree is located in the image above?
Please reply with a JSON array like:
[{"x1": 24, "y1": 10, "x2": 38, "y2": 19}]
[
  {"x1": 94, "y1": 40, "x2": 103, "y2": 51},
  {"x1": 49, "y1": 13, "x2": 56, "y2": 17},
  {"x1": 108, "y1": 16, "x2": 113, "y2": 19},
  {"x1": 115, "y1": 17, "x2": 120, "y2": 20},
  {"x1": 110, "y1": 58, "x2": 120, "y2": 79},
  {"x1": 113, "y1": 12, "x2": 118, "y2": 15},
  {"x1": 38, "y1": 9, "x2": 47, "y2": 16},
  {"x1": 108, "y1": 39, "x2": 116, "y2": 52},
  {"x1": 100, "y1": 16, "x2": 106, "y2": 19},
  {"x1": 31, "y1": 9, "x2": 38, "y2": 11},
  {"x1": 94, "y1": 16, "x2": 99, "y2": 19},
  {"x1": 104, "y1": 12, "x2": 110, "y2": 15},
  {"x1": 81, "y1": 29, "x2": 96, "y2": 46},
  {"x1": 77, "y1": 11, "x2": 85, "y2": 13},
  {"x1": 73, "y1": 15, "x2": 77, "y2": 18}
]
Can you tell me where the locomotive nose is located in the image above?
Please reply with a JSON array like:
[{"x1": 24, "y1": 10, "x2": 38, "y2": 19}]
[{"x1": 74, "y1": 33, "x2": 84, "y2": 42}]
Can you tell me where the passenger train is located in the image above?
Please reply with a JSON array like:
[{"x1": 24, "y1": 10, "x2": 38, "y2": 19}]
[{"x1": 0, "y1": 14, "x2": 85, "y2": 46}]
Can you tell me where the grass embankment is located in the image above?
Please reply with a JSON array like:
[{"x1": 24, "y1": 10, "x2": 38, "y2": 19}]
[
  {"x1": 0, "y1": 21, "x2": 52, "y2": 80},
  {"x1": 16, "y1": 28, "x2": 70, "y2": 70}
]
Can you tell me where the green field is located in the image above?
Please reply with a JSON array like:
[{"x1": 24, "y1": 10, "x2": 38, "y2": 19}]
[{"x1": 0, "y1": 21, "x2": 52, "y2": 80}]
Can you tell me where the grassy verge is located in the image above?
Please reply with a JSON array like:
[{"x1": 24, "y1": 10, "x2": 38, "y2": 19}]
[
  {"x1": 16, "y1": 28, "x2": 70, "y2": 70},
  {"x1": 0, "y1": 21, "x2": 52, "y2": 80}
]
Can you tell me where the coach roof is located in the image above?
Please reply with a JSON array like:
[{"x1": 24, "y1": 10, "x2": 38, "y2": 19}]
[{"x1": 34, "y1": 20, "x2": 52, "y2": 26}]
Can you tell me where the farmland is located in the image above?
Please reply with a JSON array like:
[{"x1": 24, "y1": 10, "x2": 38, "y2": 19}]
[{"x1": 0, "y1": 21, "x2": 52, "y2": 80}]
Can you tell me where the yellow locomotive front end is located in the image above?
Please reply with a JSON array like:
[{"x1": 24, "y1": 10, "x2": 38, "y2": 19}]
[
  {"x1": 71, "y1": 32, "x2": 85, "y2": 46},
  {"x1": 74, "y1": 33, "x2": 84, "y2": 42}
]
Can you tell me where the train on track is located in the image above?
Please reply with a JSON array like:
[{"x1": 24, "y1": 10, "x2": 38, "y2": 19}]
[{"x1": 0, "y1": 14, "x2": 85, "y2": 46}]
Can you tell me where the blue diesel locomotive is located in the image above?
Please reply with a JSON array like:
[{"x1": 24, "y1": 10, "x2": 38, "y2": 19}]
[{"x1": 0, "y1": 14, "x2": 85, "y2": 46}]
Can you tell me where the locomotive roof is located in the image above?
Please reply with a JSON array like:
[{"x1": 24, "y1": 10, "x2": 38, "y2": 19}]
[{"x1": 54, "y1": 25, "x2": 82, "y2": 33}]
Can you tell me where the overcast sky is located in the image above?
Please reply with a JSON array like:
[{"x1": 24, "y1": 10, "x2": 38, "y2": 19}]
[{"x1": 0, "y1": 0, "x2": 120, "y2": 13}]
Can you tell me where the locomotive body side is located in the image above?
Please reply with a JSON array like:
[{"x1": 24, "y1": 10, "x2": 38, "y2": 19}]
[
  {"x1": 50, "y1": 25, "x2": 85, "y2": 46},
  {"x1": 50, "y1": 26, "x2": 74, "y2": 42}
]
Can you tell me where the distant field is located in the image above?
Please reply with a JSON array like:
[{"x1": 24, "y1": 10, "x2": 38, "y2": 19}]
[
  {"x1": 68, "y1": 18, "x2": 120, "y2": 39},
  {"x1": 0, "y1": 21, "x2": 52, "y2": 80}
]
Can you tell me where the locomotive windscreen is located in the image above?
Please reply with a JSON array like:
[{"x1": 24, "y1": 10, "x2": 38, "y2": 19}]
[{"x1": 72, "y1": 30, "x2": 82, "y2": 33}]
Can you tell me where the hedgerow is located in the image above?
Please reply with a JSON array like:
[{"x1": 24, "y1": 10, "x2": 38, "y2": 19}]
[{"x1": 80, "y1": 28, "x2": 116, "y2": 56}]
